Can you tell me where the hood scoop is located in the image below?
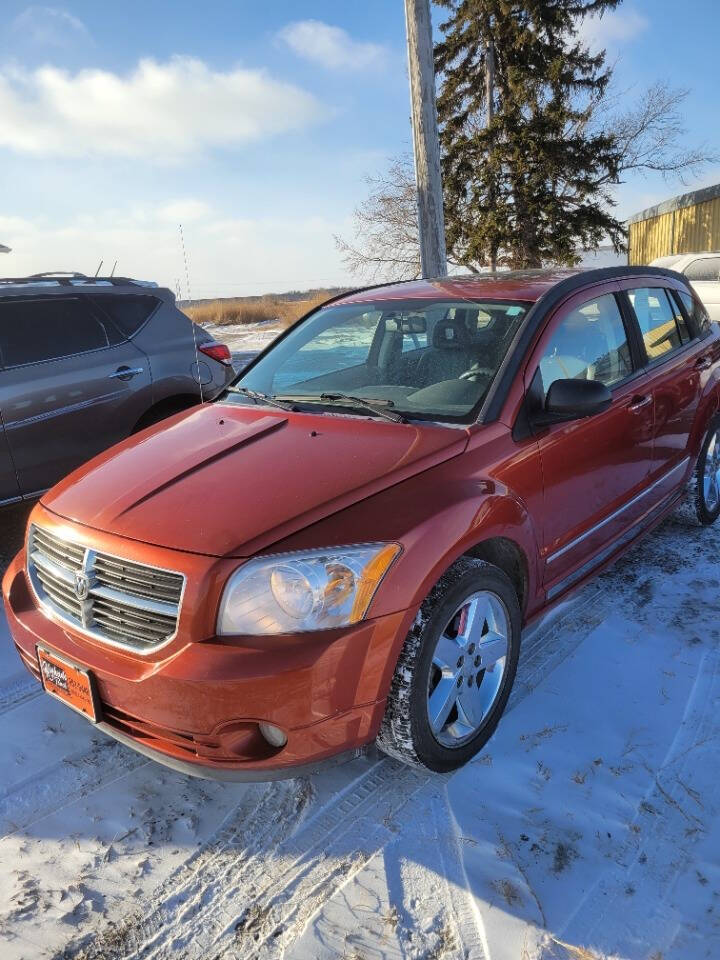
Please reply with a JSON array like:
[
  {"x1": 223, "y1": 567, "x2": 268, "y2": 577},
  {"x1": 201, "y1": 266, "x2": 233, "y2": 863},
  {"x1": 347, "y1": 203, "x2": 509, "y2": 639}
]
[{"x1": 43, "y1": 405, "x2": 465, "y2": 557}]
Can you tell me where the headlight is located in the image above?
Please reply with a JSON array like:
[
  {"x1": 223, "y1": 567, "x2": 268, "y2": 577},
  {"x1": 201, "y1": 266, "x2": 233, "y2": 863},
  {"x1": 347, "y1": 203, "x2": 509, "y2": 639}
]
[{"x1": 217, "y1": 543, "x2": 401, "y2": 635}]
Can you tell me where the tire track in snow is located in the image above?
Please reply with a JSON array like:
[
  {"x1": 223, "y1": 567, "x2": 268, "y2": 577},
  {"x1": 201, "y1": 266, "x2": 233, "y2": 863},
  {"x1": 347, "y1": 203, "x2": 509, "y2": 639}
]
[
  {"x1": 510, "y1": 585, "x2": 605, "y2": 711},
  {"x1": 431, "y1": 788, "x2": 490, "y2": 960},
  {"x1": 105, "y1": 761, "x2": 425, "y2": 960},
  {"x1": 385, "y1": 783, "x2": 488, "y2": 960},
  {"x1": 138, "y1": 777, "x2": 315, "y2": 960},
  {"x1": 0, "y1": 674, "x2": 41, "y2": 716},
  {"x1": 0, "y1": 739, "x2": 148, "y2": 838},
  {"x1": 61, "y1": 767, "x2": 395, "y2": 960},
  {"x1": 54, "y1": 778, "x2": 307, "y2": 960},
  {"x1": 220, "y1": 761, "x2": 428, "y2": 960}
]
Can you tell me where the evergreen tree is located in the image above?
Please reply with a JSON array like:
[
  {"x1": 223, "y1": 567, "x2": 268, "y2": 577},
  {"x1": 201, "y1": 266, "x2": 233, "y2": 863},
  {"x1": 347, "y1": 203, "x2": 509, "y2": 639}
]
[{"x1": 435, "y1": 0, "x2": 626, "y2": 269}]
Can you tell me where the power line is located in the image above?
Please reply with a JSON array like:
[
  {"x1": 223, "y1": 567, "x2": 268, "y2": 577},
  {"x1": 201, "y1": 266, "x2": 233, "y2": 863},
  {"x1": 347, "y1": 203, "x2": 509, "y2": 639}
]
[{"x1": 178, "y1": 224, "x2": 192, "y2": 302}]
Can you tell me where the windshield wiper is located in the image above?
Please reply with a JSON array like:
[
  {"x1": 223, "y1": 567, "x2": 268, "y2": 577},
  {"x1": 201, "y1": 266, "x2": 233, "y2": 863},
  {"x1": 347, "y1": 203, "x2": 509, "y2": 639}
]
[
  {"x1": 275, "y1": 392, "x2": 406, "y2": 423},
  {"x1": 225, "y1": 386, "x2": 295, "y2": 411}
]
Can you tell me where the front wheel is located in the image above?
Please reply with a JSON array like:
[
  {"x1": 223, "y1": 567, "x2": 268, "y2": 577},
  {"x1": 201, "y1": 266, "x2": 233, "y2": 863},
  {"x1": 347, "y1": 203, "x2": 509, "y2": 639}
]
[
  {"x1": 377, "y1": 558, "x2": 521, "y2": 772},
  {"x1": 694, "y1": 416, "x2": 720, "y2": 525}
]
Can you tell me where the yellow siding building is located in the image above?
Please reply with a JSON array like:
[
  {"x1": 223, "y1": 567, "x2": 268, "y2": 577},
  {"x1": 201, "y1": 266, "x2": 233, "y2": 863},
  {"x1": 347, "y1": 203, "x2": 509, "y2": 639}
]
[{"x1": 627, "y1": 183, "x2": 720, "y2": 265}]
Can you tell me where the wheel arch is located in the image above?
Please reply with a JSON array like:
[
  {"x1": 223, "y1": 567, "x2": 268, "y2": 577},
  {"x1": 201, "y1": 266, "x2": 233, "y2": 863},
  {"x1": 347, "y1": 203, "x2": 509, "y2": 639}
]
[
  {"x1": 366, "y1": 490, "x2": 542, "y2": 717},
  {"x1": 692, "y1": 372, "x2": 720, "y2": 463},
  {"x1": 131, "y1": 393, "x2": 200, "y2": 433},
  {"x1": 462, "y1": 535, "x2": 529, "y2": 615}
]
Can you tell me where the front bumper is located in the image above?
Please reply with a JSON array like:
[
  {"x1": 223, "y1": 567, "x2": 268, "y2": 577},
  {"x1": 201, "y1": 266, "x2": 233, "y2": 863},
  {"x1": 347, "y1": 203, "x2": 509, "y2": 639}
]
[{"x1": 4, "y1": 547, "x2": 409, "y2": 780}]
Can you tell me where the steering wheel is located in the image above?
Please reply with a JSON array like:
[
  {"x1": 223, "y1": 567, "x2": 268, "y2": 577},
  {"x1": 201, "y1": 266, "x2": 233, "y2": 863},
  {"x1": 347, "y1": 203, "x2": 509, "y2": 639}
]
[{"x1": 459, "y1": 365, "x2": 494, "y2": 382}]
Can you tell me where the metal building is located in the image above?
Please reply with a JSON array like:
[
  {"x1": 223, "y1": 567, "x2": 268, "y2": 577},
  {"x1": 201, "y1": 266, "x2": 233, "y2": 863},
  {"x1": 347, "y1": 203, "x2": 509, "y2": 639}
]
[{"x1": 627, "y1": 182, "x2": 720, "y2": 265}]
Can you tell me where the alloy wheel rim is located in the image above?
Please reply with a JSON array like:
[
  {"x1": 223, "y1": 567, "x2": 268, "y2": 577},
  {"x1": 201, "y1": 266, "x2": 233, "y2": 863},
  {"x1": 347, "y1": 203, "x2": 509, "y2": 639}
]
[
  {"x1": 704, "y1": 430, "x2": 720, "y2": 511},
  {"x1": 426, "y1": 590, "x2": 510, "y2": 748}
]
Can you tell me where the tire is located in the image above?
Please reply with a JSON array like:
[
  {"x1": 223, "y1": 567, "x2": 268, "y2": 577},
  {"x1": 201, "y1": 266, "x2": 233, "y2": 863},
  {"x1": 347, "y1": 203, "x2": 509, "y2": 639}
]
[
  {"x1": 693, "y1": 415, "x2": 720, "y2": 525},
  {"x1": 377, "y1": 557, "x2": 521, "y2": 772}
]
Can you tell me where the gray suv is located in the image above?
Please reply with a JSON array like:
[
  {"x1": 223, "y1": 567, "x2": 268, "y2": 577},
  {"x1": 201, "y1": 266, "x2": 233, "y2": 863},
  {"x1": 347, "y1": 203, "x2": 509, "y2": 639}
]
[{"x1": 0, "y1": 272, "x2": 233, "y2": 505}]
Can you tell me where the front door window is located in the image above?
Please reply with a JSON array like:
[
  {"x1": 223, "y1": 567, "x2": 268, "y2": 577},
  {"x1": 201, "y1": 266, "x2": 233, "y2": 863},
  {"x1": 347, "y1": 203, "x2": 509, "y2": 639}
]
[{"x1": 537, "y1": 293, "x2": 633, "y2": 394}]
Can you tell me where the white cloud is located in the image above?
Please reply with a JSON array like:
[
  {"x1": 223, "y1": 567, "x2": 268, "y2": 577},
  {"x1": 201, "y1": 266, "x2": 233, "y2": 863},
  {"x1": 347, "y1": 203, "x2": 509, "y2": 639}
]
[
  {"x1": 157, "y1": 199, "x2": 212, "y2": 223},
  {"x1": 278, "y1": 20, "x2": 386, "y2": 71},
  {"x1": 579, "y1": 9, "x2": 649, "y2": 52},
  {"x1": 11, "y1": 6, "x2": 90, "y2": 46},
  {"x1": 0, "y1": 56, "x2": 324, "y2": 159}
]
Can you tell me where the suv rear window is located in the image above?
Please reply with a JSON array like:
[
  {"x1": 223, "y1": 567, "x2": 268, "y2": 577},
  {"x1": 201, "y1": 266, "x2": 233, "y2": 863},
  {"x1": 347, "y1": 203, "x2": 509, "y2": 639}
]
[
  {"x1": 684, "y1": 257, "x2": 720, "y2": 282},
  {"x1": 0, "y1": 298, "x2": 109, "y2": 368},
  {"x1": 92, "y1": 295, "x2": 160, "y2": 338}
]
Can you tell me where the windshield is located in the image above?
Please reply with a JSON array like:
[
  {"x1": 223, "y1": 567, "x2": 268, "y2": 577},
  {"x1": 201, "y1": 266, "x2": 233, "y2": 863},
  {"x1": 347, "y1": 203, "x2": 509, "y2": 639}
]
[{"x1": 224, "y1": 297, "x2": 531, "y2": 422}]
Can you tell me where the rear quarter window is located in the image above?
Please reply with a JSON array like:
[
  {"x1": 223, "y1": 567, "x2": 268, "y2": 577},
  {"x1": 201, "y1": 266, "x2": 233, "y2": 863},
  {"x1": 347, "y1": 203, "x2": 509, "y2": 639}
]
[
  {"x1": 91, "y1": 295, "x2": 160, "y2": 338},
  {"x1": 678, "y1": 289, "x2": 712, "y2": 336}
]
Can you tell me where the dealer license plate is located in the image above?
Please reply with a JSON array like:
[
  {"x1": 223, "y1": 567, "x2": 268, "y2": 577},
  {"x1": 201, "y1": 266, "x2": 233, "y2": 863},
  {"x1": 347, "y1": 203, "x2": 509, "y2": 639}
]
[{"x1": 36, "y1": 646, "x2": 99, "y2": 722}]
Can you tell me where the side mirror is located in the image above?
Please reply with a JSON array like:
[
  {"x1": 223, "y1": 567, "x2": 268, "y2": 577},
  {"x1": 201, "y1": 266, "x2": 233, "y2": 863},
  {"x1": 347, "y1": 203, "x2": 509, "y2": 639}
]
[{"x1": 544, "y1": 378, "x2": 612, "y2": 421}]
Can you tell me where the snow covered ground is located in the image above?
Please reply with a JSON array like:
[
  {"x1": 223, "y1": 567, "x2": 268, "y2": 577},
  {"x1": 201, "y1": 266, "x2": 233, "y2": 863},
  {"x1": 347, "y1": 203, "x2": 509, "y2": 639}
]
[
  {"x1": 1, "y1": 499, "x2": 719, "y2": 959},
  {"x1": 205, "y1": 320, "x2": 284, "y2": 355},
  {"x1": 205, "y1": 320, "x2": 281, "y2": 371}
]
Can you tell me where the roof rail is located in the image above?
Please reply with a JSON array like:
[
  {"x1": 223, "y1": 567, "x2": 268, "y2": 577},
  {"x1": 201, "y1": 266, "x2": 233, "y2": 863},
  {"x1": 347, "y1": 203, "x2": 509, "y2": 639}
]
[
  {"x1": 29, "y1": 271, "x2": 90, "y2": 278},
  {"x1": 0, "y1": 274, "x2": 159, "y2": 288}
]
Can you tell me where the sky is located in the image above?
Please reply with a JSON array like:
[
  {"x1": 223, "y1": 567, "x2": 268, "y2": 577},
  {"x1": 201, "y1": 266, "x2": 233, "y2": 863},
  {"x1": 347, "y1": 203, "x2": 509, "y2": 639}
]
[{"x1": 0, "y1": 0, "x2": 718, "y2": 298}]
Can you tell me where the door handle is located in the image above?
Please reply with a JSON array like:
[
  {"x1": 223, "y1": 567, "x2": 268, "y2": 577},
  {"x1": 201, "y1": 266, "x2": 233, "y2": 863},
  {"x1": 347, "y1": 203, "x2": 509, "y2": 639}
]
[
  {"x1": 109, "y1": 366, "x2": 144, "y2": 381},
  {"x1": 629, "y1": 394, "x2": 652, "y2": 411},
  {"x1": 695, "y1": 355, "x2": 713, "y2": 371}
]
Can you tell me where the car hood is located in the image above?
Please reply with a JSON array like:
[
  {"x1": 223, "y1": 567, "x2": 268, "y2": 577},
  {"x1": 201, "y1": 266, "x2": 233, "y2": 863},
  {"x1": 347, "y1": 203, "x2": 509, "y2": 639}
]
[{"x1": 43, "y1": 403, "x2": 468, "y2": 557}]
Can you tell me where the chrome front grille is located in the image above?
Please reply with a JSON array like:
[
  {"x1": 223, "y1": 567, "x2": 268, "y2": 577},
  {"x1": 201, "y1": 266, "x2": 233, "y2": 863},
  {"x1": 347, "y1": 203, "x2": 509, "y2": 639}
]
[
  {"x1": 27, "y1": 525, "x2": 185, "y2": 653},
  {"x1": 32, "y1": 525, "x2": 85, "y2": 571}
]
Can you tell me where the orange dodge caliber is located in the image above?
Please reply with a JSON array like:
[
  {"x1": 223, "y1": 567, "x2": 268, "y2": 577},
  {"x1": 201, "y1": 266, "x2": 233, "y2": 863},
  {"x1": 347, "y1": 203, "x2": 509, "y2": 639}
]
[{"x1": 5, "y1": 267, "x2": 720, "y2": 780}]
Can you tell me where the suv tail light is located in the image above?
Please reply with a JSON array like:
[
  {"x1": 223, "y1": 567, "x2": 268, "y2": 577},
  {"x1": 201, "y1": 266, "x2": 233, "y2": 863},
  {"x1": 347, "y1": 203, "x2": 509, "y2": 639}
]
[{"x1": 198, "y1": 341, "x2": 232, "y2": 365}]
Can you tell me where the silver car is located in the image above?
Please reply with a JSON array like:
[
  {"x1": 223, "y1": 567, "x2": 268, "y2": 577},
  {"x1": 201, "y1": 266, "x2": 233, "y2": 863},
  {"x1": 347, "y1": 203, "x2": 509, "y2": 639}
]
[
  {"x1": 651, "y1": 253, "x2": 720, "y2": 323},
  {"x1": 0, "y1": 272, "x2": 233, "y2": 505}
]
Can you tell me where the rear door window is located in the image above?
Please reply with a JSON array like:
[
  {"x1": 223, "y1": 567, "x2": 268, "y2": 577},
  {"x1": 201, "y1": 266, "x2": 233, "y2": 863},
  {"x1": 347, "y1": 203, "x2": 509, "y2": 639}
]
[
  {"x1": 91, "y1": 295, "x2": 160, "y2": 338},
  {"x1": 626, "y1": 288, "x2": 686, "y2": 362},
  {"x1": 0, "y1": 298, "x2": 109, "y2": 368}
]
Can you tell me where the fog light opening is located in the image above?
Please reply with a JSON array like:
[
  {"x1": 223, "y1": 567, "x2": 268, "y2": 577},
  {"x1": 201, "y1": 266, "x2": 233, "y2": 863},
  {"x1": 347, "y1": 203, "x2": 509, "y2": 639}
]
[{"x1": 259, "y1": 722, "x2": 288, "y2": 748}]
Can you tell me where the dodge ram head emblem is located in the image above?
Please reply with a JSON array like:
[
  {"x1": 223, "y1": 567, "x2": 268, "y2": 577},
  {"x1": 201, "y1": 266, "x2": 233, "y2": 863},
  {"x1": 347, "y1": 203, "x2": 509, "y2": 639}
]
[{"x1": 74, "y1": 573, "x2": 90, "y2": 601}]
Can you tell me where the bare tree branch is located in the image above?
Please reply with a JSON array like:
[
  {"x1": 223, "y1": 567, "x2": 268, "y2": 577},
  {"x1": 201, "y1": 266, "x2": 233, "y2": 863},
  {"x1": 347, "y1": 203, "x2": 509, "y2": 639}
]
[
  {"x1": 603, "y1": 81, "x2": 717, "y2": 184},
  {"x1": 334, "y1": 157, "x2": 422, "y2": 282}
]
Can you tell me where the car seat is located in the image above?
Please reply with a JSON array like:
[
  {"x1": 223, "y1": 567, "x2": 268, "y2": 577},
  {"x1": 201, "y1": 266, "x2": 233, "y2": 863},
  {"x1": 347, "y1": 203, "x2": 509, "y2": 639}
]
[{"x1": 416, "y1": 316, "x2": 478, "y2": 386}]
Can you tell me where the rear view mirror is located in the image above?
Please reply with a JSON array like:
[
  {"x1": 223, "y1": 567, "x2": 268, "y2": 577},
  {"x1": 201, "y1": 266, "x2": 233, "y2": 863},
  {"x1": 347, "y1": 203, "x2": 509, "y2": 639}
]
[
  {"x1": 396, "y1": 316, "x2": 427, "y2": 334},
  {"x1": 545, "y1": 378, "x2": 612, "y2": 420}
]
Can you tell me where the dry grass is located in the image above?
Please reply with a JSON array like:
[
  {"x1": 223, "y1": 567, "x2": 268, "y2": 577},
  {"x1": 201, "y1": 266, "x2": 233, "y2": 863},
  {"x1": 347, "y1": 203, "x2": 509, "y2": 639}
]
[
  {"x1": 547, "y1": 935, "x2": 604, "y2": 959},
  {"x1": 184, "y1": 291, "x2": 335, "y2": 329}
]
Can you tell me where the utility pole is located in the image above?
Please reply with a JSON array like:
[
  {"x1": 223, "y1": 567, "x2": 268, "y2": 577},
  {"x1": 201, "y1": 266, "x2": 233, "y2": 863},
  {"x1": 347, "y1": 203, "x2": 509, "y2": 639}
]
[
  {"x1": 404, "y1": 0, "x2": 447, "y2": 278},
  {"x1": 486, "y1": 37, "x2": 497, "y2": 274}
]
